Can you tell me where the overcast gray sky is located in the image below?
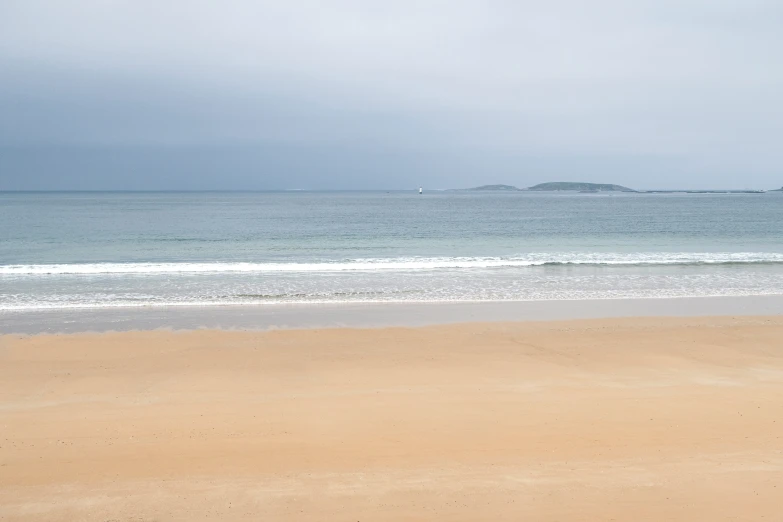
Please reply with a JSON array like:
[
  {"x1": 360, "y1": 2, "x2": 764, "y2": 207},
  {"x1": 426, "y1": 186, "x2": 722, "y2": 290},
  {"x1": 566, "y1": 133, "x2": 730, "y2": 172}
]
[{"x1": 1, "y1": 0, "x2": 782, "y2": 190}]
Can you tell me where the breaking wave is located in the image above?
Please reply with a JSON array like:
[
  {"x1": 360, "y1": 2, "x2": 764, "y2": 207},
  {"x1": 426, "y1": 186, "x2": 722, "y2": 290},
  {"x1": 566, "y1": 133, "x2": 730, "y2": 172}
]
[{"x1": 3, "y1": 252, "x2": 783, "y2": 276}]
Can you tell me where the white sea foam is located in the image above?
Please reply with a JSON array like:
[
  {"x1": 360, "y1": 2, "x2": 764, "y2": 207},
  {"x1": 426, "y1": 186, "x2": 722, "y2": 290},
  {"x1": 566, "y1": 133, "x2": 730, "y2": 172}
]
[
  {"x1": 3, "y1": 290, "x2": 783, "y2": 312},
  {"x1": 2, "y1": 252, "x2": 783, "y2": 276}
]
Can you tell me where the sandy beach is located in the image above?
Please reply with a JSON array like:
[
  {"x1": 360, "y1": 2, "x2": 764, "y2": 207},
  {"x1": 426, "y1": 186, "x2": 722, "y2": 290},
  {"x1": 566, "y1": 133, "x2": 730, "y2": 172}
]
[{"x1": 1, "y1": 316, "x2": 782, "y2": 521}]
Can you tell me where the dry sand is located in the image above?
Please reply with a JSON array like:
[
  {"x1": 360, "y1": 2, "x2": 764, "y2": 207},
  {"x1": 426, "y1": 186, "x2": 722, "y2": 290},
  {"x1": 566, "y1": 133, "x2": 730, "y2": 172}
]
[{"x1": 1, "y1": 316, "x2": 782, "y2": 521}]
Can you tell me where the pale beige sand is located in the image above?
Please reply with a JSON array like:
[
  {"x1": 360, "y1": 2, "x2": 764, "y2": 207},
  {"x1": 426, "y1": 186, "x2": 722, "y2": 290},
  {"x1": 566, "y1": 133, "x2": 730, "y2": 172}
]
[{"x1": 1, "y1": 316, "x2": 782, "y2": 521}]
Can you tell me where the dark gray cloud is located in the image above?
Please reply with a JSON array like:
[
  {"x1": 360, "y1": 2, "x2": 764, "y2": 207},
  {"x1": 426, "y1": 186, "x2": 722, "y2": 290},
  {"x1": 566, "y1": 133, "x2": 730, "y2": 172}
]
[{"x1": 1, "y1": 0, "x2": 782, "y2": 190}]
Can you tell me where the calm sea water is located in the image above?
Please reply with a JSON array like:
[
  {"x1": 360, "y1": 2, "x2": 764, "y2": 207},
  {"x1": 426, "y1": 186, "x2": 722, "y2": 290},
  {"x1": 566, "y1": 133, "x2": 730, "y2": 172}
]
[{"x1": 2, "y1": 191, "x2": 783, "y2": 311}]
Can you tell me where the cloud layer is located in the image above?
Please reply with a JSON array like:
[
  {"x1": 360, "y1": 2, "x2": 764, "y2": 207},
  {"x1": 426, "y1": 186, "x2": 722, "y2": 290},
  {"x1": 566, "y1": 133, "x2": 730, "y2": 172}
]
[{"x1": 2, "y1": 0, "x2": 782, "y2": 189}]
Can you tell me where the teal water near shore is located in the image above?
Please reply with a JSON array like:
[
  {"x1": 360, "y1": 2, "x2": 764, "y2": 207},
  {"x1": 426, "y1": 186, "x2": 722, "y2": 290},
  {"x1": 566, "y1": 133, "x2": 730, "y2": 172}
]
[{"x1": 2, "y1": 191, "x2": 783, "y2": 311}]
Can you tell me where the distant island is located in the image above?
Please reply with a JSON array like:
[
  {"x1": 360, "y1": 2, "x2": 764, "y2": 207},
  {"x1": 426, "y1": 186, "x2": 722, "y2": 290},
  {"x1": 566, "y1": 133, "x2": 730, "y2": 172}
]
[
  {"x1": 456, "y1": 182, "x2": 772, "y2": 193},
  {"x1": 458, "y1": 182, "x2": 635, "y2": 192},
  {"x1": 528, "y1": 182, "x2": 635, "y2": 192}
]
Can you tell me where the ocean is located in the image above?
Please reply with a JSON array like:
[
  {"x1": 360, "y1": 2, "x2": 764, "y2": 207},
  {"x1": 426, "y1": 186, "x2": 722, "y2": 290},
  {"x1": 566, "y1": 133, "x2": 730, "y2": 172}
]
[{"x1": 2, "y1": 190, "x2": 783, "y2": 312}]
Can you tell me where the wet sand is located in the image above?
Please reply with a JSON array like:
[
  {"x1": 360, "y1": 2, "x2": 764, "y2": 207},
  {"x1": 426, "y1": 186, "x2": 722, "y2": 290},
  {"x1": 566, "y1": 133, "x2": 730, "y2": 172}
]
[
  {"x1": 4, "y1": 294, "x2": 783, "y2": 334},
  {"x1": 1, "y1": 316, "x2": 782, "y2": 521}
]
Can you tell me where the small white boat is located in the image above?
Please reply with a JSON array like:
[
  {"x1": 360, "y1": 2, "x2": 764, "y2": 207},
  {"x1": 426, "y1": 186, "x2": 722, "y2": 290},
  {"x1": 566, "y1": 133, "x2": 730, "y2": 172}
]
[{"x1": 419, "y1": 187, "x2": 423, "y2": 194}]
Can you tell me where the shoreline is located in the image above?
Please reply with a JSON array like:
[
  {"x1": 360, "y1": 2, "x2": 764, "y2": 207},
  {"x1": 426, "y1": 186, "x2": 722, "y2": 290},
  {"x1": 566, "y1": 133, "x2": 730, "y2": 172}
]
[
  {"x1": 3, "y1": 294, "x2": 783, "y2": 334},
  {"x1": 2, "y1": 316, "x2": 782, "y2": 521}
]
